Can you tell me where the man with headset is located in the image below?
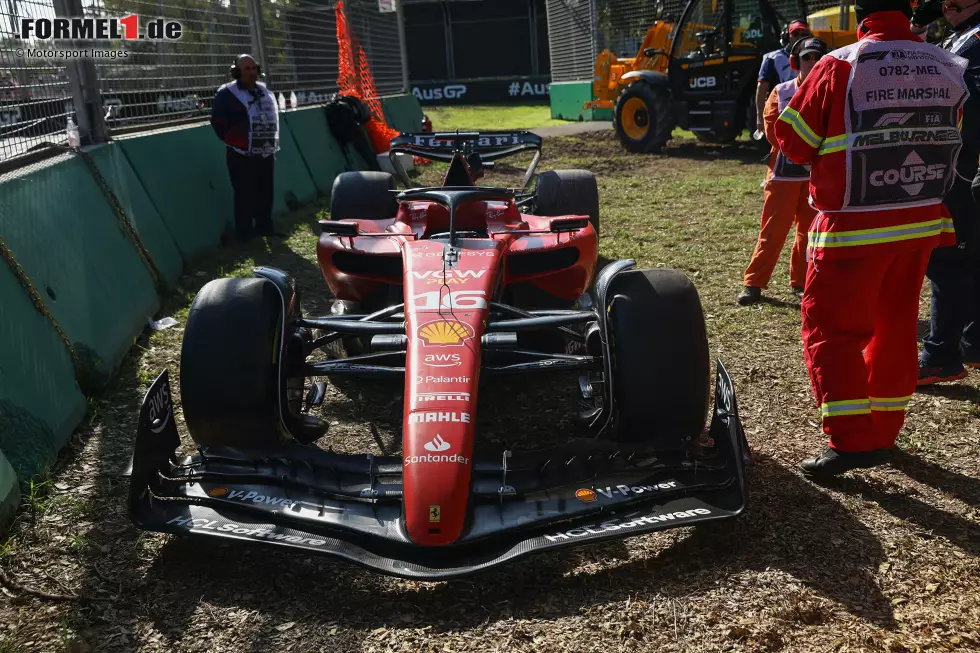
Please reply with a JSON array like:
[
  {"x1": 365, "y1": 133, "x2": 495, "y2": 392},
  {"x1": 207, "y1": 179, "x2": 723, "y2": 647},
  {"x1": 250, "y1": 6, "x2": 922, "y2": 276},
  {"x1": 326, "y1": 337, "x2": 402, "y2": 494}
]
[
  {"x1": 910, "y1": 0, "x2": 980, "y2": 385},
  {"x1": 211, "y1": 54, "x2": 280, "y2": 242},
  {"x1": 755, "y1": 20, "x2": 812, "y2": 136}
]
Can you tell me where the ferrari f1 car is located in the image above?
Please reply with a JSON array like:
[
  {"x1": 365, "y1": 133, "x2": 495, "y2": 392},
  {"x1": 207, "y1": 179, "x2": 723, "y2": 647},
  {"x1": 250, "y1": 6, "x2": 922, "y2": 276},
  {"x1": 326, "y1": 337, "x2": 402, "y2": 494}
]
[{"x1": 129, "y1": 131, "x2": 748, "y2": 579}]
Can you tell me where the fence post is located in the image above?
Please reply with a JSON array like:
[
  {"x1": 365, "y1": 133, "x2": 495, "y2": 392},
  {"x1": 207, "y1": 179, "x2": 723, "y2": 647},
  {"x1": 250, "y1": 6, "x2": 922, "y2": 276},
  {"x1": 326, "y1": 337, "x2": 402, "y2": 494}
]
[
  {"x1": 51, "y1": 0, "x2": 107, "y2": 144},
  {"x1": 246, "y1": 0, "x2": 269, "y2": 75},
  {"x1": 838, "y1": 0, "x2": 851, "y2": 31},
  {"x1": 396, "y1": 0, "x2": 410, "y2": 93}
]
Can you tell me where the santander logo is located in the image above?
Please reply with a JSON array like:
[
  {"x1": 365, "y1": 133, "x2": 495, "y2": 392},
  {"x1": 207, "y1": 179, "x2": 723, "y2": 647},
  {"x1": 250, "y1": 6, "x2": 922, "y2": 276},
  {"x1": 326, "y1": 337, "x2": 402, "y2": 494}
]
[{"x1": 424, "y1": 434, "x2": 451, "y2": 452}]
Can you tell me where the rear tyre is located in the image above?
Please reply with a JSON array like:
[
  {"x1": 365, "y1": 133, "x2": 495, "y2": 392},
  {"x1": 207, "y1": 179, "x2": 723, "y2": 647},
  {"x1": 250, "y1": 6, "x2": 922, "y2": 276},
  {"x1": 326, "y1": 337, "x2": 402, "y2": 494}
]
[
  {"x1": 330, "y1": 171, "x2": 398, "y2": 221},
  {"x1": 535, "y1": 169, "x2": 600, "y2": 237},
  {"x1": 614, "y1": 82, "x2": 675, "y2": 154},
  {"x1": 180, "y1": 277, "x2": 285, "y2": 448},
  {"x1": 606, "y1": 268, "x2": 710, "y2": 447}
]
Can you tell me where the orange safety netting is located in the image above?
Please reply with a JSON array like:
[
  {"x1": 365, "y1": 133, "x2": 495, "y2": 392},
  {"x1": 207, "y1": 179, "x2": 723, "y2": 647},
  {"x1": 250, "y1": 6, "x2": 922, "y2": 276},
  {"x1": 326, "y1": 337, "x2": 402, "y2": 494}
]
[{"x1": 335, "y1": 0, "x2": 400, "y2": 154}]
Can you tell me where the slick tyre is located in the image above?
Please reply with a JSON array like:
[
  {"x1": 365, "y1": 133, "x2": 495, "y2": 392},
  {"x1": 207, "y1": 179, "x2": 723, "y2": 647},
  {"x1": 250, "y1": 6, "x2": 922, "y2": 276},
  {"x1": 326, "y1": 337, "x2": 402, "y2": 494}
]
[
  {"x1": 535, "y1": 169, "x2": 600, "y2": 237},
  {"x1": 614, "y1": 82, "x2": 674, "y2": 154},
  {"x1": 606, "y1": 269, "x2": 710, "y2": 447},
  {"x1": 180, "y1": 277, "x2": 285, "y2": 448},
  {"x1": 330, "y1": 171, "x2": 398, "y2": 221}
]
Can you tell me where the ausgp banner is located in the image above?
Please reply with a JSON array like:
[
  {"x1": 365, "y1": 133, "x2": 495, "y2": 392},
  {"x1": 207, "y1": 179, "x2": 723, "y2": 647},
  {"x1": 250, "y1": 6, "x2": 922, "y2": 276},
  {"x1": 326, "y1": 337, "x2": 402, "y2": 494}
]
[{"x1": 411, "y1": 77, "x2": 551, "y2": 105}]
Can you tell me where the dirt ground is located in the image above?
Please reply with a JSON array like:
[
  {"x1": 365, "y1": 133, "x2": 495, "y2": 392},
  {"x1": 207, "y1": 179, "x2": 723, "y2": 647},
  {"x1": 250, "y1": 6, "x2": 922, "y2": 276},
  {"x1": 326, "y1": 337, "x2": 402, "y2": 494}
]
[{"x1": 1, "y1": 131, "x2": 978, "y2": 653}]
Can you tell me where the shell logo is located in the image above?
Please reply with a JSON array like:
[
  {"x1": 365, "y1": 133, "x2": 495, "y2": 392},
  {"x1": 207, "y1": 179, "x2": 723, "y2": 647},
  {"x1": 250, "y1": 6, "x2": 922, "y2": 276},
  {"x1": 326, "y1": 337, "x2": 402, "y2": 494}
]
[
  {"x1": 208, "y1": 487, "x2": 229, "y2": 497},
  {"x1": 418, "y1": 320, "x2": 474, "y2": 347},
  {"x1": 575, "y1": 488, "x2": 597, "y2": 503}
]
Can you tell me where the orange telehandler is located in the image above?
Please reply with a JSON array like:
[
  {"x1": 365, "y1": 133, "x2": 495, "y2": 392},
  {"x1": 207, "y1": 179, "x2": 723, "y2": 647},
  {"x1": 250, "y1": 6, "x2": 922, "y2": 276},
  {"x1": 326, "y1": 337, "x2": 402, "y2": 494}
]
[{"x1": 586, "y1": 0, "x2": 858, "y2": 152}]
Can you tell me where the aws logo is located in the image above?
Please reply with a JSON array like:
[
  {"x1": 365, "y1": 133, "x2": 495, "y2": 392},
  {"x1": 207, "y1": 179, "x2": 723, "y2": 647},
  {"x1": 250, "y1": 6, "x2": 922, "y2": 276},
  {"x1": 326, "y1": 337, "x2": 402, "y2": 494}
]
[{"x1": 424, "y1": 353, "x2": 462, "y2": 367}]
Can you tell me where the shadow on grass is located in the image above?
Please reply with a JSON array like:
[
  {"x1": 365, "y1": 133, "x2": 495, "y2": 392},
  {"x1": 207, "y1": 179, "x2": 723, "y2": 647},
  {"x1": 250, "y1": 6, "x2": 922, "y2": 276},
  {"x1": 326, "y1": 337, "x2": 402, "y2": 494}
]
[
  {"x1": 88, "y1": 454, "x2": 892, "y2": 652},
  {"x1": 820, "y1": 473, "x2": 980, "y2": 559},
  {"x1": 758, "y1": 295, "x2": 801, "y2": 311},
  {"x1": 915, "y1": 383, "x2": 980, "y2": 404},
  {"x1": 891, "y1": 449, "x2": 980, "y2": 509},
  {"x1": 917, "y1": 318, "x2": 930, "y2": 342},
  {"x1": 665, "y1": 139, "x2": 770, "y2": 166}
]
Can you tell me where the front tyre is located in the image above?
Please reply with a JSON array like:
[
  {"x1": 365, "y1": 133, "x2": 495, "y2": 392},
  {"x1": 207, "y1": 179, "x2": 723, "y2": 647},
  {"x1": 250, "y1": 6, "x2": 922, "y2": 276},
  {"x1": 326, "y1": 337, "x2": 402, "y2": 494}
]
[
  {"x1": 606, "y1": 269, "x2": 710, "y2": 447},
  {"x1": 614, "y1": 82, "x2": 675, "y2": 154},
  {"x1": 180, "y1": 277, "x2": 287, "y2": 448}
]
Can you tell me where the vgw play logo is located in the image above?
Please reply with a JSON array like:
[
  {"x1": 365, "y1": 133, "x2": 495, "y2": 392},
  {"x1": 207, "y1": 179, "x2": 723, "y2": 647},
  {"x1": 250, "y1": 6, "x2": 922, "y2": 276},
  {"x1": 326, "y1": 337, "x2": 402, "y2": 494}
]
[{"x1": 19, "y1": 15, "x2": 182, "y2": 41}]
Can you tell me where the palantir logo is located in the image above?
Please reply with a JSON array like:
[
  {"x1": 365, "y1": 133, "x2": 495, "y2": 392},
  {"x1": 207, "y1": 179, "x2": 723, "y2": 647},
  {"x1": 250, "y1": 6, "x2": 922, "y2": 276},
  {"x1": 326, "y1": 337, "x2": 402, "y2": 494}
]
[
  {"x1": 424, "y1": 435, "x2": 451, "y2": 452},
  {"x1": 20, "y1": 15, "x2": 181, "y2": 41}
]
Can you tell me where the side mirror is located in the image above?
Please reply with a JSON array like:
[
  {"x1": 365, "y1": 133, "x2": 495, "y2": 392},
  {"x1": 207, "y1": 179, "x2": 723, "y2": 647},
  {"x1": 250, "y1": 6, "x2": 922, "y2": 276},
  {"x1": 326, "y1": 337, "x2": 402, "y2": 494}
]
[
  {"x1": 319, "y1": 220, "x2": 359, "y2": 236},
  {"x1": 550, "y1": 216, "x2": 590, "y2": 233}
]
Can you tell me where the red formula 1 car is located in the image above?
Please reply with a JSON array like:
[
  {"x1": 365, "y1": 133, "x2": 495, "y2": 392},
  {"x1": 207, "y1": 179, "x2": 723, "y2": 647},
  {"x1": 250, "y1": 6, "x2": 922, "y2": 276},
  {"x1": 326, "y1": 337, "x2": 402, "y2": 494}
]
[{"x1": 128, "y1": 131, "x2": 748, "y2": 579}]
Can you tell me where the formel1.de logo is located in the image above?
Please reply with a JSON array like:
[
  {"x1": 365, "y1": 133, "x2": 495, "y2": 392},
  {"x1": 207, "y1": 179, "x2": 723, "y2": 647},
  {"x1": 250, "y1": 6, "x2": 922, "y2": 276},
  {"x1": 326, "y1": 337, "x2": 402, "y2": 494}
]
[{"x1": 20, "y1": 15, "x2": 182, "y2": 41}]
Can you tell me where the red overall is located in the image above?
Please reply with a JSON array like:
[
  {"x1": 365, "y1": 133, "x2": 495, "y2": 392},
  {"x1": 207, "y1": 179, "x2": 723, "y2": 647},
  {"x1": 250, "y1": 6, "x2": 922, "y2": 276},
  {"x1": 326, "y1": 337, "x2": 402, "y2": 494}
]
[
  {"x1": 774, "y1": 12, "x2": 964, "y2": 452},
  {"x1": 744, "y1": 77, "x2": 814, "y2": 289}
]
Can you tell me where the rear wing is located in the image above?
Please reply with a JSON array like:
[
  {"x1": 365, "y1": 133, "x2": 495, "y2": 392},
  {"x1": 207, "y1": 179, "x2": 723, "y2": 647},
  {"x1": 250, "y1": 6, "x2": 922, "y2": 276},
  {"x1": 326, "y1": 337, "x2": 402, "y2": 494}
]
[{"x1": 388, "y1": 131, "x2": 543, "y2": 190}]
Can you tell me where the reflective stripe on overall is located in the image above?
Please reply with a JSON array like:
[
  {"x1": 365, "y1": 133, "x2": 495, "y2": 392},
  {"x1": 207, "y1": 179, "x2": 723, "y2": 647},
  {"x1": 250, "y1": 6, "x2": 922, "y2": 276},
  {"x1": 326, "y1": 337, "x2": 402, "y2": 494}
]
[{"x1": 771, "y1": 78, "x2": 811, "y2": 181}]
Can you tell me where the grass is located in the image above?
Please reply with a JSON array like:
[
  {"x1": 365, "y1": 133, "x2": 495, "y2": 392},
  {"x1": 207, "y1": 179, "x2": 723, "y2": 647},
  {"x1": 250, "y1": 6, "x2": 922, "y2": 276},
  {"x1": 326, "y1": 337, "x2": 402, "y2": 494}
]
[
  {"x1": 21, "y1": 473, "x2": 52, "y2": 519},
  {"x1": 424, "y1": 103, "x2": 569, "y2": 131},
  {"x1": 0, "y1": 131, "x2": 977, "y2": 653}
]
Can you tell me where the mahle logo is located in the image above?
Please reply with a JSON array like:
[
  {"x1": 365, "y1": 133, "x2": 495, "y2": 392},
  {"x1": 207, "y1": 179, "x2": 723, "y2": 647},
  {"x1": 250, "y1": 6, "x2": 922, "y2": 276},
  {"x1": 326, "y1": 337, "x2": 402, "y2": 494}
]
[{"x1": 20, "y1": 15, "x2": 182, "y2": 41}]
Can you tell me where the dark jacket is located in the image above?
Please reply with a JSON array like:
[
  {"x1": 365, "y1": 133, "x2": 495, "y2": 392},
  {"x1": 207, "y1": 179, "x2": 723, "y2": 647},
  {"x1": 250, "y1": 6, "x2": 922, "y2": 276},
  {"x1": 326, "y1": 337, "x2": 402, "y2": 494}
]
[
  {"x1": 210, "y1": 81, "x2": 271, "y2": 152},
  {"x1": 944, "y1": 14, "x2": 980, "y2": 247}
]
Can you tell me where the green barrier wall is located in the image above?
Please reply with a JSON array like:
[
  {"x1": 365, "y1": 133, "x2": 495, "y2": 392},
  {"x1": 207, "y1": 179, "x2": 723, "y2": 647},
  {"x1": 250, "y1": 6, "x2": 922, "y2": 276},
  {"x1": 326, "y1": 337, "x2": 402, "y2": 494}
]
[
  {"x1": 119, "y1": 125, "x2": 235, "y2": 259},
  {"x1": 0, "y1": 154, "x2": 160, "y2": 387},
  {"x1": 275, "y1": 118, "x2": 319, "y2": 212},
  {"x1": 550, "y1": 81, "x2": 604, "y2": 122},
  {"x1": 282, "y1": 108, "x2": 356, "y2": 196},
  {"x1": 0, "y1": 94, "x2": 425, "y2": 532},
  {"x1": 0, "y1": 261, "x2": 87, "y2": 483},
  {"x1": 381, "y1": 93, "x2": 424, "y2": 133},
  {"x1": 0, "y1": 453, "x2": 17, "y2": 531},
  {"x1": 87, "y1": 143, "x2": 184, "y2": 285}
]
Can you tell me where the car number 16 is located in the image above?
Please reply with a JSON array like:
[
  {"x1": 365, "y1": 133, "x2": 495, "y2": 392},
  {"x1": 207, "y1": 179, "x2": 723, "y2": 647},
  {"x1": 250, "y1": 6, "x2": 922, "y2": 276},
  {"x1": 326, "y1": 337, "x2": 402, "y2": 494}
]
[{"x1": 411, "y1": 290, "x2": 488, "y2": 310}]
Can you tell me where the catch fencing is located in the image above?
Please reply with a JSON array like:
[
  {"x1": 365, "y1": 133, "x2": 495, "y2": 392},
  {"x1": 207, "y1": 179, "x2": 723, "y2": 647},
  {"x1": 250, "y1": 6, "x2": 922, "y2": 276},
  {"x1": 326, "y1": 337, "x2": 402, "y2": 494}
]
[{"x1": 0, "y1": 0, "x2": 408, "y2": 168}]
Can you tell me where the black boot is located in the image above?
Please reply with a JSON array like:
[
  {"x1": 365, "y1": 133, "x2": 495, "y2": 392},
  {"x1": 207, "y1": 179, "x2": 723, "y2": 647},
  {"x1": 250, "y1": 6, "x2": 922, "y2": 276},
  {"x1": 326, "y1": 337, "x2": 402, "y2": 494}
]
[
  {"x1": 800, "y1": 447, "x2": 893, "y2": 478},
  {"x1": 736, "y1": 286, "x2": 762, "y2": 306}
]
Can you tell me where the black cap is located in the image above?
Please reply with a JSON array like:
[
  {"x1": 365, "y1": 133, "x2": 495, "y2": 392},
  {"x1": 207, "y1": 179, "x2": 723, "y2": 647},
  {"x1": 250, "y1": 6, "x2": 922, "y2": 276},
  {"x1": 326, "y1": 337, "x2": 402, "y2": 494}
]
[
  {"x1": 854, "y1": 0, "x2": 914, "y2": 23},
  {"x1": 796, "y1": 37, "x2": 829, "y2": 57}
]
